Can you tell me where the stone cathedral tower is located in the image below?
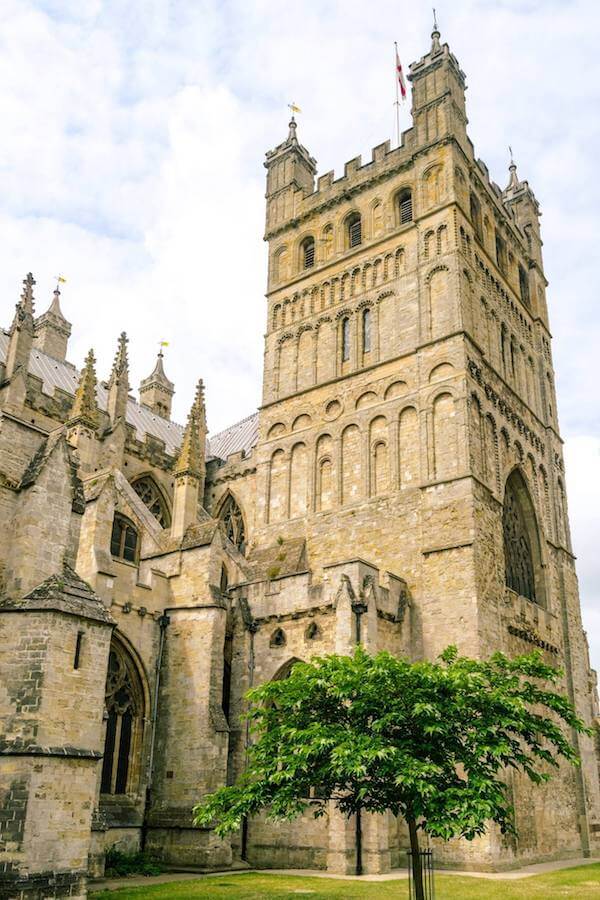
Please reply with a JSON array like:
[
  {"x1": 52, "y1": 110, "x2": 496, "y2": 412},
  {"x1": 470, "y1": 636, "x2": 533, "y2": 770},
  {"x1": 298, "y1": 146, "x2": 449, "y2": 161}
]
[
  {"x1": 254, "y1": 23, "x2": 600, "y2": 867},
  {"x1": 1, "y1": 24, "x2": 599, "y2": 896}
]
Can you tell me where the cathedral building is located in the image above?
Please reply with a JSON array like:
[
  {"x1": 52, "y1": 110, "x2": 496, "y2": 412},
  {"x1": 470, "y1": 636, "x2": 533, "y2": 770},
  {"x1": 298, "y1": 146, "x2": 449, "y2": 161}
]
[{"x1": 1, "y1": 24, "x2": 599, "y2": 899}]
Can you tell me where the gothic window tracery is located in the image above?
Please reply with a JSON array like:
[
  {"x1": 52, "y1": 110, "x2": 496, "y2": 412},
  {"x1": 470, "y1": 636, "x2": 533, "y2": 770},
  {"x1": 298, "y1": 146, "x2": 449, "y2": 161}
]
[
  {"x1": 100, "y1": 643, "x2": 145, "y2": 796},
  {"x1": 132, "y1": 476, "x2": 170, "y2": 528},
  {"x1": 503, "y1": 472, "x2": 538, "y2": 603},
  {"x1": 219, "y1": 494, "x2": 246, "y2": 554},
  {"x1": 110, "y1": 515, "x2": 138, "y2": 563}
]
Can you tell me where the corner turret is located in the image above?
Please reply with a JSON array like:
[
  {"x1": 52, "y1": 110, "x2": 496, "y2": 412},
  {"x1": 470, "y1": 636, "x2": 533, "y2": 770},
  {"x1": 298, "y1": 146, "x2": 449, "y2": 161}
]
[
  {"x1": 264, "y1": 116, "x2": 317, "y2": 238},
  {"x1": 139, "y1": 350, "x2": 175, "y2": 419},
  {"x1": 33, "y1": 284, "x2": 72, "y2": 360},
  {"x1": 408, "y1": 19, "x2": 468, "y2": 151}
]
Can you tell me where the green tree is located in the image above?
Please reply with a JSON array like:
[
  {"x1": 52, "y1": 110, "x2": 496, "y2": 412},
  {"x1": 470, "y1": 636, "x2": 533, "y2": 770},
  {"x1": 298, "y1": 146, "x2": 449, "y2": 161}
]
[{"x1": 194, "y1": 647, "x2": 589, "y2": 900}]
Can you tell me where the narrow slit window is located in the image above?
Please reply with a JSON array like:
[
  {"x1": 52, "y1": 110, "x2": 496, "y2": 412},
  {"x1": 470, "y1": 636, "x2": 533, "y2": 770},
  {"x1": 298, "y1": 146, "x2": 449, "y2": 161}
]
[
  {"x1": 342, "y1": 317, "x2": 351, "y2": 362},
  {"x1": 74, "y1": 631, "x2": 84, "y2": 670},
  {"x1": 362, "y1": 308, "x2": 372, "y2": 353}
]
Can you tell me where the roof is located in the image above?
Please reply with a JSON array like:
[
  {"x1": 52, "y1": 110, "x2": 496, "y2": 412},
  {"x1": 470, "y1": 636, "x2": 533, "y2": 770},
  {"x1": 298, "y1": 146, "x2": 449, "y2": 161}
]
[
  {"x1": 0, "y1": 563, "x2": 115, "y2": 624},
  {"x1": 0, "y1": 330, "x2": 259, "y2": 462}
]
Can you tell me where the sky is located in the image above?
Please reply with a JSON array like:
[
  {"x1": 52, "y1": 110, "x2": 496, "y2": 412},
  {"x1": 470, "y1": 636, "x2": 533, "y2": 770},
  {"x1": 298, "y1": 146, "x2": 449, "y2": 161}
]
[{"x1": 0, "y1": 1, "x2": 598, "y2": 669}]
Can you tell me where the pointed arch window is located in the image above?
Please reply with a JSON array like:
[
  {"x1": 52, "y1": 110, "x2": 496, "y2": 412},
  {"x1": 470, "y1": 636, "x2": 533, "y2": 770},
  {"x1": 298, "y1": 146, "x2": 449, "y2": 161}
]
[
  {"x1": 218, "y1": 494, "x2": 246, "y2": 554},
  {"x1": 132, "y1": 476, "x2": 170, "y2": 528},
  {"x1": 100, "y1": 643, "x2": 145, "y2": 796},
  {"x1": 503, "y1": 470, "x2": 543, "y2": 604}
]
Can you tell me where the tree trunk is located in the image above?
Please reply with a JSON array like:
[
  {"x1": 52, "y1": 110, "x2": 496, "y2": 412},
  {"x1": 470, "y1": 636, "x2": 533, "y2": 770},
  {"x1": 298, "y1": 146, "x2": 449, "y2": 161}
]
[{"x1": 407, "y1": 816, "x2": 425, "y2": 900}]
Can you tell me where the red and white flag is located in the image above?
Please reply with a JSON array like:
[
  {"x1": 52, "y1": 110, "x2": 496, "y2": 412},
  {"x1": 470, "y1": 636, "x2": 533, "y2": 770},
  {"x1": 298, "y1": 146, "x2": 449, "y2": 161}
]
[{"x1": 395, "y1": 44, "x2": 407, "y2": 100}]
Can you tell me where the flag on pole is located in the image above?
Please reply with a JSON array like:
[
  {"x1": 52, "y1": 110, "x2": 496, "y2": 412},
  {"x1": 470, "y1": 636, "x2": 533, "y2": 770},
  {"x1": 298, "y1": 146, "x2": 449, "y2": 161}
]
[{"x1": 395, "y1": 45, "x2": 407, "y2": 100}]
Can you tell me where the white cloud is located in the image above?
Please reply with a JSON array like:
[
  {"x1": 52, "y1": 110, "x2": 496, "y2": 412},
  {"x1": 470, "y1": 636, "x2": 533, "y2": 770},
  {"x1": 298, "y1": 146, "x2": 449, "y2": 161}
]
[{"x1": 0, "y1": 0, "x2": 598, "y2": 667}]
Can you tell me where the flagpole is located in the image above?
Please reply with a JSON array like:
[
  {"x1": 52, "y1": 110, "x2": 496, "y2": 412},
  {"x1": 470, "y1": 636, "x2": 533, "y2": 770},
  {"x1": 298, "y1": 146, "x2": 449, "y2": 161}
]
[{"x1": 394, "y1": 42, "x2": 400, "y2": 147}]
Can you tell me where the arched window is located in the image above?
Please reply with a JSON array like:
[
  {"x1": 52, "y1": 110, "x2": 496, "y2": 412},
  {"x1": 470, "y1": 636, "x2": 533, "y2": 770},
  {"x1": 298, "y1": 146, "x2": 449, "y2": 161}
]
[
  {"x1": 503, "y1": 470, "x2": 543, "y2": 604},
  {"x1": 397, "y1": 189, "x2": 413, "y2": 224},
  {"x1": 346, "y1": 212, "x2": 362, "y2": 248},
  {"x1": 322, "y1": 224, "x2": 334, "y2": 260},
  {"x1": 218, "y1": 494, "x2": 246, "y2": 554},
  {"x1": 132, "y1": 476, "x2": 170, "y2": 527},
  {"x1": 362, "y1": 308, "x2": 372, "y2": 353},
  {"x1": 100, "y1": 642, "x2": 145, "y2": 795},
  {"x1": 110, "y1": 515, "x2": 138, "y2": 563},
  {"x1": 341, "y1": 316, "x2": 351, "y2": 362},
  {"x1": 305, "y1": 622, "x2": 321, "y2": 641},
  {"x1": 301, "y1": 236, "x2": 315, "y2": 269},
  {"x1": 519, "y1": 264, "x2": 530, "y2": 307},
  {"x1": 470, "y1": 192, "x2": 482, "y2": 242},
  {"x1": 270, "y1": 628, "x2": 287, "y2": 648}
]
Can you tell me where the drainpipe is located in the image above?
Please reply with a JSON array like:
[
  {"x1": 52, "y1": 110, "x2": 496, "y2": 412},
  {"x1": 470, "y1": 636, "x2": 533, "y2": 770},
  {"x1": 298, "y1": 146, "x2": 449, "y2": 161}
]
[
  {"x1": 241, "y1": 620, "x2": 257, "y2": 861},
  {"x1": 141, "y1": 612, "x2": 170, "y2": 851},
  {"x1": 352, "y1": 599, "x2": 367, "y2": 876}
]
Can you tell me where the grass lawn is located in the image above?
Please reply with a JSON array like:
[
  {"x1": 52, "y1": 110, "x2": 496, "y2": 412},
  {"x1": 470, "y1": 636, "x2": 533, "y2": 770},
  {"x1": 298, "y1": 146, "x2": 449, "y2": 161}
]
[{"x1": 94, "y1": 864, "x2": 600, "y2": 899}]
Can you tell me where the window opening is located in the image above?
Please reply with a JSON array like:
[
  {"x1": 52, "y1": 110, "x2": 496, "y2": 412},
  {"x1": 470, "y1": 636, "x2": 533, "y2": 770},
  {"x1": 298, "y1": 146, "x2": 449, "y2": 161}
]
[
  {"x1": 362, "y1": 308, "x2": 372, "y2": 353},
  {"x1": 342, "y1": 317, "x2": 351, "y2": 362},
  {"x1": 398, "y1": 190, "x2": 413, "y2": 224},
  {"x1": 347, "y1": 214, "x2": 362, "y2": 248},
  {"x1": 110, "y1": 515, "x2": 138, "y2": 563}
]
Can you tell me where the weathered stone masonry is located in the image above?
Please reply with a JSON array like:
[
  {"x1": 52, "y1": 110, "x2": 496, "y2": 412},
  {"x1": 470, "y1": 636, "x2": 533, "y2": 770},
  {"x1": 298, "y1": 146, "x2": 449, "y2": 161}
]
[{"x1": 1, "y1": 23, "x2": 599, "y2": 898}]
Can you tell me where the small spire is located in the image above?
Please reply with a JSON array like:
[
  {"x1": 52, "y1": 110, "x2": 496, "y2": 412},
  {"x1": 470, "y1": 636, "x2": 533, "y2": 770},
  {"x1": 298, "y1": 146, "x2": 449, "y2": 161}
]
[
  {"x1": 431, "y1": 8, "x2": 441, "y2": 53},
  {"x1": 287, "y1": 117, "x2": 298, "y2": 144},
  {"x1": 507, "y1": 146, "x2": 520, "y2": 190},
  {"x1": 48, "y1": 285, "x2": 67, "y2": 319},
  {"x1": 69, "y1": 349, "x2": 99, "y2": 428},
  {"x1": 174, "y1": 383, "x2": 205, "y2": 479},
  {"x1": 21, "y1": 272, "x2": 36, "y2": 316},
  {"x1": 107, "y1": 332, "x2": 130, "y2": 424},
  {"x1": 109, "y1": 332, "x2": 129, "y2": 381}
]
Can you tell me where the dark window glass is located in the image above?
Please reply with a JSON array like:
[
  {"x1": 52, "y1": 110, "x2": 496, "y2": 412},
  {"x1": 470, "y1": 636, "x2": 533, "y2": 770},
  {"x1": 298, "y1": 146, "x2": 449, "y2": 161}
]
[
  {"x1": 101, "y1": 647, "x2": 144, "y2": 796},
  {"x1": 519, "y1": 264, "x2": 530, "y2": 307},
  {"x1": 111, "y1": 516, "x2": 138, "y2": 563},
  {"x1": 503, "y1": 477, "x2": 536, "y2": 602},
  {"x1": 362, "y1": 308, "x2": 371, "y2": 353},
  {"x1": 342, "y1": 317, "x2": 351, "y2": 361},
  {"x1": 470, "y1": 193, "x2": 482, "y2": 242}
]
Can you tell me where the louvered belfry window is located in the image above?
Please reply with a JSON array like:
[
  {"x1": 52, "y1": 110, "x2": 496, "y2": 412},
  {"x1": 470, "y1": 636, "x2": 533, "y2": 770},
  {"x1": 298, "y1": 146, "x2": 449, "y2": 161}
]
[
  {"x1": 398, "y1": 190, "x2": 413, "y2": 224},
  {"x1": 347, "y1": 213, "x2": 362, "y2": 248},
  {"x1": 302, "y1": 237, "x2": 315, "y2": 269}
]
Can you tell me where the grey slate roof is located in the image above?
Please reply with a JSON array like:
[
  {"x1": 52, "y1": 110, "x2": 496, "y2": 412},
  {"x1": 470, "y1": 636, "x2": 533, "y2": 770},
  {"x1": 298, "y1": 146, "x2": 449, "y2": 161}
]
[{"x1": 0, "y1": 330, "x2": 259, "y2": 462}]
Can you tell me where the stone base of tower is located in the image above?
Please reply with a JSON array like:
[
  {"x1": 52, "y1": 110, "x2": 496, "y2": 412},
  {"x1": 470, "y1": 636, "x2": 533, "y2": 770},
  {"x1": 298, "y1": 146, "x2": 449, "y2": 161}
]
[
  {"x1": 0, "y1": 869, "x2": 87, "y2": 900},
  {"x1": 144, "y1": 822, "x2": 232, "y2": 869}
]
